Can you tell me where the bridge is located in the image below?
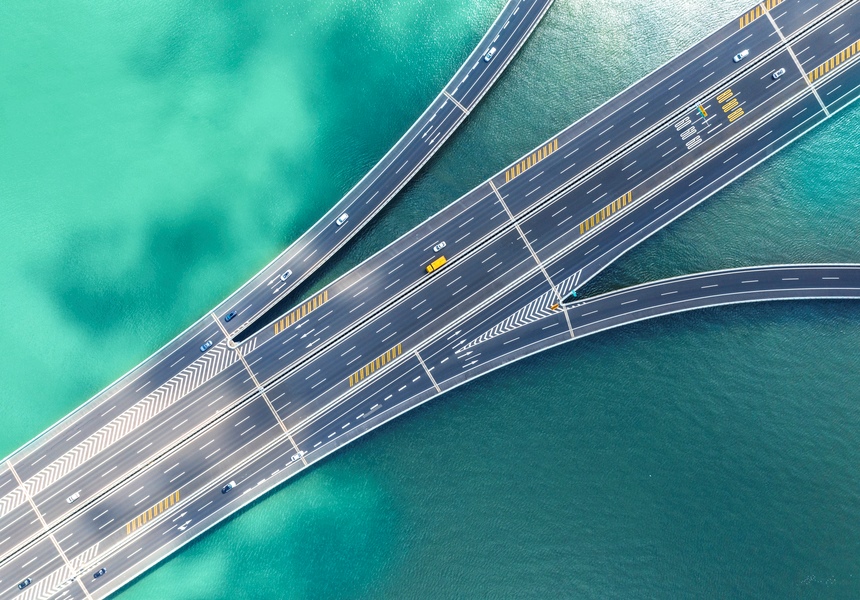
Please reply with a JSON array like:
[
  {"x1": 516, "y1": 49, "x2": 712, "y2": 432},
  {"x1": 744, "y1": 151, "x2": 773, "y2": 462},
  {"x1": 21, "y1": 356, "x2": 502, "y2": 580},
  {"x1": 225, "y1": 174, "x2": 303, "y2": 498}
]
[{"x1": 2, "y1": 0, "x2": 860, "y2": 597}]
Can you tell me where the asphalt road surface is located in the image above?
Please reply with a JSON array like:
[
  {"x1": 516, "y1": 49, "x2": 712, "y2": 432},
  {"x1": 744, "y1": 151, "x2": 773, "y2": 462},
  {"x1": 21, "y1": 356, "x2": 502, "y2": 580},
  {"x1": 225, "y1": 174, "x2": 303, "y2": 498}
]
[{"x1": 2, "y1": 0, "x2": 859, "y2": 597}]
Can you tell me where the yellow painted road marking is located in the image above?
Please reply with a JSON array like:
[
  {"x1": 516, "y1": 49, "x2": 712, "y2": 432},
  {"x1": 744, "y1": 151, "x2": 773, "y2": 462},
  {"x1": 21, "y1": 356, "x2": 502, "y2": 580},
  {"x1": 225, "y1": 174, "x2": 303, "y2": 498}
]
[
  {"x1": 807, "y1": 39, "x2": 860, "y2": 82},
  {"x1": 739, "y1": 4, "x2": 763, "y2": 29},
  {"x1": 722, "y1": 97, "x2": 739, "y2": 112},
  {"x1": 348, "y1": 344, "x2": 402, "y2": 387},
  {"x1": 578, "y1": 191, "x2": 632, "y2": 235},
  {"x1": 125, "y1": 490, "x2": 180, "y2": 535},
  {"x1": 763, "y1": 0, "x2": 783, "y2": 11},
  {"x1": 273, "y1": 290, "x2": 329, "y2": 335},
  {"x1": 504, "y1": 139, "x2": 559, "y2": 183},
  {"x1": 717, "y1": 89, "x2": 734, "y2": 104},
  {"x1": 727, "y1": 107, "x2": 745, "y2": 122}
]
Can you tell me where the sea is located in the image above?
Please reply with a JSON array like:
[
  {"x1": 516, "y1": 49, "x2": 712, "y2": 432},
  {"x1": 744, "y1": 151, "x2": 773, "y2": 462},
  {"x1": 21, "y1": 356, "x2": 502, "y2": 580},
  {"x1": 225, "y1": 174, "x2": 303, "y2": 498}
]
[{"x1": 1, "y1": 0, "x2": 859, "y2": 598}]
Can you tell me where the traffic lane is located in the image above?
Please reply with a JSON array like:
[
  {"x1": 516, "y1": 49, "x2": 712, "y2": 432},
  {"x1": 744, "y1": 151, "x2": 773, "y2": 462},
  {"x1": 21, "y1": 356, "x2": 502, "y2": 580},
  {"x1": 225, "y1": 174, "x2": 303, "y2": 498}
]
[
  {"x1": 237, "y1": 0, "x2": 828, "y2": 370},
  {"x1": 247, "y1": 191, "x2": 511, "y2": 381},
  {"x1": 568, "y1": 274, "x2": 860, "y2": 339},
  {"x1": 0, "y1": 536, "x2": 64, "y2": 600},
  {"x1": 246, "y1": 183, "x2": 501, "y2": 357},
  {"x1": 0, "y1": 503, "x2": 43, "y2": 567},
  {"x1": 82, "y1": 435, "x2": 309, "y2": 600},
  {"x1": 292, "y1": 356, "x2": 436, "y2": 453},
  {"x1": 453, "y1": 0, "x2": 547, "y2": 109},
  {"x1": 10, "y1": 319, "x2": 224, "y2": 484},
  {"x1": 52, "y1": 395, "x2": 282, "y2": 560},
  {"x1": 791, "y1": 0, "x2": 860, "y2": 71},
  {"x1": 516, "y1": 49, "x2": 805, "y2": 264},
  {"x1": 243, "y1": 0, "x2": 785, "y2": 355},
  {"x1": 493, "y1": 13, "x2": 781, "y2": 208},
  {"x1": 575, "y1": 91, "x2": 827, "y2": 288},
  {"x1": 265, "y1": 227, "x2": 537, "y2": 431},
  {"x1": 417, "y1": 269, "x2": 555, "y2": 360},
  {"x1": 220, "y1": 96, "x2": 467, "y2": 335},
  {"x1": 817, "y1": 51, "x2": 860, "y2": 109},
  {"x1": 31, "y1": 360, "x2": 255, "y2": 527},
  {"x1": 775, "y1": 0, "x2": 851, "y2": 38},
  {"x1": 218, "y1": 0, "x2": 546, "y2": 335}
]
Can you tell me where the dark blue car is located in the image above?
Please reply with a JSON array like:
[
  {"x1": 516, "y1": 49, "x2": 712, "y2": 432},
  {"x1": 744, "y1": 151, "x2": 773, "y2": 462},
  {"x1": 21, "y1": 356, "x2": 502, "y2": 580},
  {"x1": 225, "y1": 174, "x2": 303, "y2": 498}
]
[
  {"x1": 93, "y1": 568, "x2": 106, "y2": 579},
  {"x1": 224, "y1": 310, "x2": 238, "y2": 322}
]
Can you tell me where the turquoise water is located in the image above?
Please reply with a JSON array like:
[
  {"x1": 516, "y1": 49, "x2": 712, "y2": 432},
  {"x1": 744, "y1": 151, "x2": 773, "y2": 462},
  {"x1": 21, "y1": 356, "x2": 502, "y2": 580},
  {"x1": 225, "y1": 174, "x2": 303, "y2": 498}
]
[{"x1": 1, "y1": 0, "x2": 859, "y2": 597}]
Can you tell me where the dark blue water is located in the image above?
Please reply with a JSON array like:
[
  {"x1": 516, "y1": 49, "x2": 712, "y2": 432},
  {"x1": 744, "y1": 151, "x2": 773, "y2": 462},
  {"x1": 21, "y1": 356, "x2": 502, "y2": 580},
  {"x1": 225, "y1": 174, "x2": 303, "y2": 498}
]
[{"x1": 1, "y1": 0, "x2": 859, "y2": 597}]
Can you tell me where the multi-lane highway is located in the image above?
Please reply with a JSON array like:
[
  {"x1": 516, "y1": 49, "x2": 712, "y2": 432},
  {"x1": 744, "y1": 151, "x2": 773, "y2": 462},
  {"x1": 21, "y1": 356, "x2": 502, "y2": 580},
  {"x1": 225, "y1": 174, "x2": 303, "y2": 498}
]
[
  {"x1": 2, "y1": 0, "x2": 860, "y2": 597},
  {"x1": 215, "y1": 0, "x2": 555, "y2": 337}
]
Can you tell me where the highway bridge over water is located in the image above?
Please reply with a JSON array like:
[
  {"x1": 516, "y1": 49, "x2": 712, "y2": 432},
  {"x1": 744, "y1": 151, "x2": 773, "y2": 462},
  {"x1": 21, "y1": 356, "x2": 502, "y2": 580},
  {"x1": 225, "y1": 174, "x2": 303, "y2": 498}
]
[{"x1": 2, "y1": 0, "x2": 860, "y2": 597}]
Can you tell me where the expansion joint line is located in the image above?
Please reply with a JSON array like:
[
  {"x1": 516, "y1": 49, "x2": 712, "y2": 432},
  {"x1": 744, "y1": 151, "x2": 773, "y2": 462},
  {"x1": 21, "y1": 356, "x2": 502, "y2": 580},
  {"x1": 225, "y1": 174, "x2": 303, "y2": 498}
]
[
  {"x1": 488, "y1": 181, "x2": 576, "y2": 339},
  {"x1": 763, "y1": 5, "x2": 831, "y2": 116},
  {"x1": 414, "y1": 351, "x2": 442, "y2": 393},
  {"x1": 209, "y1": 314, "x2": 307, "y2": 466},
  {"x1": 442, "y1": 90, "x2": 470, "y2": 114},
  {"x1": 6, "y1": 461, "x2": 95, "y2": 600}
]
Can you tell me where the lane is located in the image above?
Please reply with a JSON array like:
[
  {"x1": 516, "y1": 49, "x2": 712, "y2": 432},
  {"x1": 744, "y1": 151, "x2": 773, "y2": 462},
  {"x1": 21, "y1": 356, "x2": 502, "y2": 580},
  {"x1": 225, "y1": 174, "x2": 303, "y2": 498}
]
[
  {"x1": 5, "y1": 0, "x2": 847, "y2": 550},
  {"x1": 3, "y1": 0, "x2": 859, "y2": 592},
  {"x1": 217, "y1": 0, "x2": 556, "y2": 337}
]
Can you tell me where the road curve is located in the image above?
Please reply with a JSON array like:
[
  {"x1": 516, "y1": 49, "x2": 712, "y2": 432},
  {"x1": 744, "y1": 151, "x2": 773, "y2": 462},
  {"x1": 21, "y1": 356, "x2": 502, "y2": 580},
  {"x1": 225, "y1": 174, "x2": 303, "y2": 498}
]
[
  {"x1": 218, "y1": 0, "x2": 556, "y2": 337},
  {"x1": 2, "y1": 0, "x2": 859, "y2": 597}
]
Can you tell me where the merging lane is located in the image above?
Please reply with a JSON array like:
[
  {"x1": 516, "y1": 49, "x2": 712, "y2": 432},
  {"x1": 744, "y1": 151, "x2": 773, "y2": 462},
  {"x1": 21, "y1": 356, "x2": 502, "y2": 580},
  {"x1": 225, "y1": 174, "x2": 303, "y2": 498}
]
[{"x1": 3, "y1": 0, "x2": 860, "y2": 597}]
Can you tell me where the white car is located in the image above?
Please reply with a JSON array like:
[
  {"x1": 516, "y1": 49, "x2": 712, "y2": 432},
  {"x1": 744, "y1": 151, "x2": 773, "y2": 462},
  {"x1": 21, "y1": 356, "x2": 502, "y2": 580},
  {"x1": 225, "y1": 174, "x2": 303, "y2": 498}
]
[
  {"x1": 66, "y1": 491, "x2": 81, "y2": 504},
  {"x1": 335, "y1": 213, "x2": 348, "y2": 226},
  {"x1": 291, "y1": 451, "x2": 306, "y2": 462},
  {"x1": 433, "y1": 241, "x2": 446, "y2": 253},
  {"x1": 280, "y1": 269, "x2": 292, "y2": 282},
  {"x1": 772, "y1": 67, "x2": 786, "y2": 79},
  {"x1": 733, "y1": 49, "x2": 749, "y2": 63},
  {"x1": 483, "y1": 47, "x2": 497, "y2": 62}
]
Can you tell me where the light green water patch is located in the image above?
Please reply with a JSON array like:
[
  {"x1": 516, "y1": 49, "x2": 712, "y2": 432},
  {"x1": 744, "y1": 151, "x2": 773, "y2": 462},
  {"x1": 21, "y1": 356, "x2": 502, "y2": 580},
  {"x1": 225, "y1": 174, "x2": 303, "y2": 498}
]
[{"x1": 0, "y1": 0, "x2": 503, "y2": 455}]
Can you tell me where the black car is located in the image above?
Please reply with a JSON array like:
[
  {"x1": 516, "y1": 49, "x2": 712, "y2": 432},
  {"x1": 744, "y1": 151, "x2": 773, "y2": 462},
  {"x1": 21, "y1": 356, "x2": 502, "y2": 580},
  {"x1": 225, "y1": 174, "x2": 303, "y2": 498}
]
[
  {"x1": 93, "y1": 568, "x2": 106, "y2": 579},
  {"x1": 18, "y1": 578, "x2": 31, "y2": 590},
  {"x1": 224, "y1": 310, "x2": 238, "y2": 322}
]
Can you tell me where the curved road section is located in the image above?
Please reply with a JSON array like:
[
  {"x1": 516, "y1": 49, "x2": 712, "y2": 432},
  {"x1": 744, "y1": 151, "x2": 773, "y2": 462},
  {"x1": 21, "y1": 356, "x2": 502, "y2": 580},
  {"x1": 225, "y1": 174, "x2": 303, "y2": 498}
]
[
  {"x1": 2, "y1": 1, "x2": 859, "y2": 598},
  {"x1": 217, "y1": 0, "x2": 555, "y2": 337}
]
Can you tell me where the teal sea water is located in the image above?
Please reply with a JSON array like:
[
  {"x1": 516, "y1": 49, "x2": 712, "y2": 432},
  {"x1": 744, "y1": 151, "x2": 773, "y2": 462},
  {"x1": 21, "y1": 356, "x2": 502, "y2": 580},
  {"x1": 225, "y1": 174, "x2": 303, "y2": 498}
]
[{"x1": 2, "y1": 0, "x2": 860, "y2": 597}]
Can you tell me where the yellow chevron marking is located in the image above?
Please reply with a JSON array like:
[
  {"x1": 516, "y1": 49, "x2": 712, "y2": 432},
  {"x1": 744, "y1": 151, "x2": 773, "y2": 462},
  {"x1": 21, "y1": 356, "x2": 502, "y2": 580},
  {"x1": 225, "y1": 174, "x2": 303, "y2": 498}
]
[
  {"x1": 504, "y1": 139, "x2": 559, "y2": 183},
  {"x1": 126, "y1": 490, "x2": 180, "y2": 535},
  {"x1": 808, "y1": 39, "x2": 860, "y2": 82},
  {"x1": 272, "y1": 291, "x2": 329, "y2": 335},
  {"x1": 717, "y1": 89, "x2": 734, "y2": 104},
  {"x1": 727, "y1": 107, "x2": 745, "y2": 123},
  {"x1": 578, "y1": 191, "x2": 632, "y2": 235},
  {"x1": 739, "y1": 4, "x2": 765, "y2": 29},
  {"x1": 348, "y1": 343, "x2": 403, "y2": 387}
]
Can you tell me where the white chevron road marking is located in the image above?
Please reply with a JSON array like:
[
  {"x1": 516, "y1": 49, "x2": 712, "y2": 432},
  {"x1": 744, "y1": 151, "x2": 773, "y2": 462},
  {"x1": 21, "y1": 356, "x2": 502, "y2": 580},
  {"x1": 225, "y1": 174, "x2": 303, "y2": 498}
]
[
  {"x1": 459, "y1": 271, "x2": 580, "y2": 351},
  {"x1": 0, "y1": 338, "x2": 257, "y2": 519}
]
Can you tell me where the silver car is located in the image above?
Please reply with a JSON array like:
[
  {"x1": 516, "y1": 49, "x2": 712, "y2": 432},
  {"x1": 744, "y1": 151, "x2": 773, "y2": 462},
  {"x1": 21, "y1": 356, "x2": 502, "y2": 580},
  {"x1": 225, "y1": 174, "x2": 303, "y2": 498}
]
[{"x1": 772, "y1": 67, "x2": 786, "y2": 79}]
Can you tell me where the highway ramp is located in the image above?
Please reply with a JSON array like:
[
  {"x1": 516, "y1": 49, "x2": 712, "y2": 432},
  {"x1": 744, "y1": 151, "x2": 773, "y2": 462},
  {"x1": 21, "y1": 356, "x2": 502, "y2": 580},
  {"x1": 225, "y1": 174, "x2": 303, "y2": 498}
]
[{"x1": 2, "y1": 0, "x2": 860, "y2": 597}]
